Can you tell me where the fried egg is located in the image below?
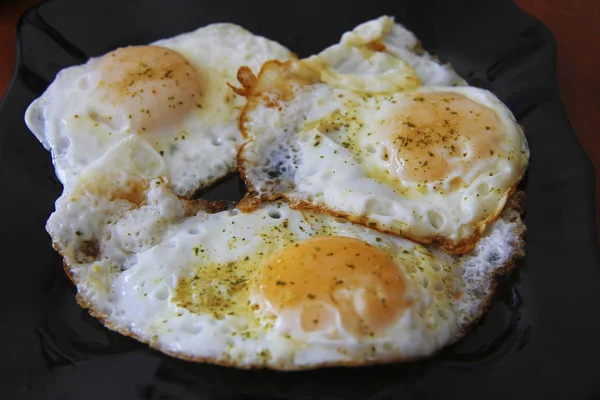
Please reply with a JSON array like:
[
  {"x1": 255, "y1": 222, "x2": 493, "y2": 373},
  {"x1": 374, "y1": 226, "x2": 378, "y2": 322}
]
[
  {"x1": 47, "y1": 134, "x2": 525, "y2": 369},
  {"x1": 25, "y1": 23, "x2": 293, "y2": 197},
  {"x1": 237, "y1": 46, "x2": 528, "y2": 254}
]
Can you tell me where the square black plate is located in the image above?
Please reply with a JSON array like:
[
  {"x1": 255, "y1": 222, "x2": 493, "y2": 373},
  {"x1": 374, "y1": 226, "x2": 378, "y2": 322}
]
[{"x1": 1, "y1": 0, "x2": 599, "y2": 398}]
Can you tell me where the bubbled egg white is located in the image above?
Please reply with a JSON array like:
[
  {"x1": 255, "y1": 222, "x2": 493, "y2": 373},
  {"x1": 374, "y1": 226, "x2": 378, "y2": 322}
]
[{"x1": 25, "y1": 23, "x2": 293, "y2": 197}]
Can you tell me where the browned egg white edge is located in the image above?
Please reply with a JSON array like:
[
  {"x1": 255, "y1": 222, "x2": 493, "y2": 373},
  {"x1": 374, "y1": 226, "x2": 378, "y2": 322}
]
[
  {"x1": 233, "y1": 60, "x2": 528, "y2": 255},
  {"x1": 179, "y1": 52, "x2": 301, "y2": 198},
  {"x1": 55, "y1": 188, "x2": 525, "y2": 370}
]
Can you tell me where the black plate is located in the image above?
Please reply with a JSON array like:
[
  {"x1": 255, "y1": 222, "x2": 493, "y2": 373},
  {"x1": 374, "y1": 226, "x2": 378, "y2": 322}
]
[{"x1": 1, "y1": 0, "x2": 599, "y2": 398}]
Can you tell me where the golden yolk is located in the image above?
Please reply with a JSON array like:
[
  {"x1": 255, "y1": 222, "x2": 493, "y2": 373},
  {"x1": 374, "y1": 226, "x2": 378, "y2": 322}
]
[
  {"x1": 94, "y1": 45, "x2": 203, "y2": 133},
  {"x1": 255, "y1": 236, "x2": 408, "y2": 337},
  {"x1": 384, "y1": 92, "x2": 505, "y2": 183}
]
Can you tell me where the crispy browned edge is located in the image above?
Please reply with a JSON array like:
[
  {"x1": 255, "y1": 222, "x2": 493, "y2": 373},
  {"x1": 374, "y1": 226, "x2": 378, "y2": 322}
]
[
  {"x1": 181, "y1": 53, "x2": 301, "y2": 199},
  {"x1": 55, "y1": 184, "x2": 525, "y2": 371},
  {"x1": 447, "y1": 190, "x2": 526, "y2": 343},
  {"x1": 233, "y1": 60, "x2": 528, "y2": 255}
]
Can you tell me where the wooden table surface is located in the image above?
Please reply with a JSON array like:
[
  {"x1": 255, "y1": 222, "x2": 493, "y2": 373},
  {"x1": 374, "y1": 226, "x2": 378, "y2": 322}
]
[{"x1": 2, "y1": 0, "x2": 599, "y2": 244}]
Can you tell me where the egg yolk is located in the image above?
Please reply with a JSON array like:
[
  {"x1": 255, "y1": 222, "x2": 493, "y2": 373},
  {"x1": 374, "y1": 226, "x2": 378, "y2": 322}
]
[
  {"x1": 385, "y1": 92, "x2": 505, "y2": 183},
  {"x1": 254, "y1": 236, "x2": 408, "y2": 337},
  {"x1": 94, "y1": 45, "x2": 203, "y2": 133}
]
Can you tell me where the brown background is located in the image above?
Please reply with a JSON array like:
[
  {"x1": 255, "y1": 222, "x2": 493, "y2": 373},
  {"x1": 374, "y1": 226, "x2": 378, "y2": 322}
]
[{"x1": 2, "y1": 0, "x2": 599, "y2": 244}]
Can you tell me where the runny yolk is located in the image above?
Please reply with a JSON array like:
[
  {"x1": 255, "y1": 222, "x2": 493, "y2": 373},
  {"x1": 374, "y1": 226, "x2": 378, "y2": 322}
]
[
  {"x1": 93, "y1": 45, "x2": 203, "y2": 133},
  {"x1": 254, "y1": 236, "x2": 408, "y2": 337},
  {"x1": 384, "y1": 92, "x2": 505, "y2": 183}
]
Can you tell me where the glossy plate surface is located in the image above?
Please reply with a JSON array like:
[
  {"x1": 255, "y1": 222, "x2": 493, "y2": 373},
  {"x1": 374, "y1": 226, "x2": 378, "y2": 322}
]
[{"x1": 1, "y1": 0, "x2": 599, "y2": 398}]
